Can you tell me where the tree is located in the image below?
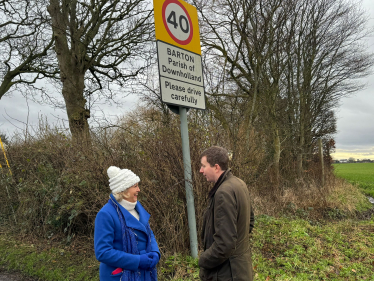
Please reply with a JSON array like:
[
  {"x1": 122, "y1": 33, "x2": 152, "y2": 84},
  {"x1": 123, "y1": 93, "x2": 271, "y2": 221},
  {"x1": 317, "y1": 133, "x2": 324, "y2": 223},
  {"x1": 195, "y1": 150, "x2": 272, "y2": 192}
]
[
  {"x1": 0, "y1": 132, "x2": 9, "y2": 145},
  {"x1": 194, "y1": 0, "x2": 373, "y2": 184},
  {"x1": 1, "y1": 0, "x2": 153, "y2": 143},
  {"x1": 348, "y1": 157, "x2": 355, "y2": 163},
  {"x1": 283, "y1": 0, "x2": 373, "y2": 177},
  {"x1": 194, "y1": 0, "x2": 299, "y2": 184},
  {"x1": 0, "y1": 0, "x2": 57, "y2": 99},
  {"x1": 46, "y1": 0, "x2": 153, "y2": 143}
]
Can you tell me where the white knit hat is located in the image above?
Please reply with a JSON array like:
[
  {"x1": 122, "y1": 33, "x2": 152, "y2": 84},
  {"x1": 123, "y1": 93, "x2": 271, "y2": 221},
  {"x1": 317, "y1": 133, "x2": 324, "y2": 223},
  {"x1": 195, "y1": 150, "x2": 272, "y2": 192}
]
[{"x1": 107, "y1": 166, "x2": 140, "y2": 194}]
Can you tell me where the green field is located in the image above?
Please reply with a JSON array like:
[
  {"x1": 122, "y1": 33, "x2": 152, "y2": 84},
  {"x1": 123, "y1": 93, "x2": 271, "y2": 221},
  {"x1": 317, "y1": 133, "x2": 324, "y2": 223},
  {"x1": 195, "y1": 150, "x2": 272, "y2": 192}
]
[{"x1": 333, "y1": 163, "x2": 374, "y2": 197}]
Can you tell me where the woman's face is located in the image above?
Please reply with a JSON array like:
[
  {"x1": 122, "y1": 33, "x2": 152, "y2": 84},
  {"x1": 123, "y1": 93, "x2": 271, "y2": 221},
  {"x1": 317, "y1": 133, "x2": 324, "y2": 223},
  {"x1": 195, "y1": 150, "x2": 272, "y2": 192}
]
[{"x1": 124, "y1": 183, "x2": 140, "y2": 203}]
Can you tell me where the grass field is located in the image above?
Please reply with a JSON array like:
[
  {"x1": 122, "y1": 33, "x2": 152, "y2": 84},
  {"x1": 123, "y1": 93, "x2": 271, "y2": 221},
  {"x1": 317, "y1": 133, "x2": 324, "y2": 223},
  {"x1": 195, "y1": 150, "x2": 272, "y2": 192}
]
[{"x1": 333, "y1": 163, "x2": 374, "y2": 197}]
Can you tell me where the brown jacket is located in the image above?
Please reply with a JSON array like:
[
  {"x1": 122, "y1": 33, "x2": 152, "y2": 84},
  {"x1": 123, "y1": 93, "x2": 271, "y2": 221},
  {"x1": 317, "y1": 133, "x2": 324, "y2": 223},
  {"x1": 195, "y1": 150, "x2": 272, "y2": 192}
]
[{"x1": 199, "y1": 169, "x2": 254, "y2": 281}]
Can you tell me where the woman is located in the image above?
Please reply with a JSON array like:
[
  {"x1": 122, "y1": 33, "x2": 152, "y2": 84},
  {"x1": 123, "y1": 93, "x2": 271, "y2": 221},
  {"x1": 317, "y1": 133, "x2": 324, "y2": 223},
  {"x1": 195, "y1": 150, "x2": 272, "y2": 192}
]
[{"x1": 94, "y1": 166, "x2": 160, "y2": 281}]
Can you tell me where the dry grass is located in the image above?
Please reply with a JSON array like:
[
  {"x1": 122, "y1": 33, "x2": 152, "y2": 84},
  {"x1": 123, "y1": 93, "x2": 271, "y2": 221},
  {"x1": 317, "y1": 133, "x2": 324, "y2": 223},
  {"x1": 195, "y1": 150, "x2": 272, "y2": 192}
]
[{"x1": 251, "y1": 174, "x2": 371, "y2": 220}]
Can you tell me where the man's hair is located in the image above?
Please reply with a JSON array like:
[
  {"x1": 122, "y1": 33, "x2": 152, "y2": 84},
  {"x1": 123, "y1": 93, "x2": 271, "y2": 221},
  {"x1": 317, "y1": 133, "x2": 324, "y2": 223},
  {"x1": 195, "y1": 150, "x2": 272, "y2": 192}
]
[{"x1": 200, "y1": 146, "x2": 229, "y2": 171}]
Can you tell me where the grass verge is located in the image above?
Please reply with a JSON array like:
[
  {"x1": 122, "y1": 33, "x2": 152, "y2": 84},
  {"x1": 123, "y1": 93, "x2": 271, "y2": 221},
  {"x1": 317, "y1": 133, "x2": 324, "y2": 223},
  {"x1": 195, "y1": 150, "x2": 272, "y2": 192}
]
[
  {"x1": 1, "y1": 214, "x2": 374, "y2": 280},
  {"x1": 252, "y1": 215, "x2": 374, "y2": 280},
  {"x1": 0, "y1": 233, "x2": 99, "y2": 280}
]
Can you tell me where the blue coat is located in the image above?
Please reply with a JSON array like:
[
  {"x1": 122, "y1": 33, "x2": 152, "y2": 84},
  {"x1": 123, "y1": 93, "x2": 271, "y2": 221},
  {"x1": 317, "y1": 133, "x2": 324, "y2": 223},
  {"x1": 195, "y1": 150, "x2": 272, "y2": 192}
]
[{"x1": 94, "y1": 194, "x2": 160, "y2": 281}]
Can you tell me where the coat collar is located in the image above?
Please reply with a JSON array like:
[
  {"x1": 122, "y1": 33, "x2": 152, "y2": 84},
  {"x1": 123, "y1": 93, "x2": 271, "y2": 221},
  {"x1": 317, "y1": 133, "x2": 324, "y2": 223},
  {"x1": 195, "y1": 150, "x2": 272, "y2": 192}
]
[
  {"x1": 208, "y1": 169, "x2": 232, "y2": 198},
  {"x1": 109, "y1": 194, "x2": 150, "y2": 234}
]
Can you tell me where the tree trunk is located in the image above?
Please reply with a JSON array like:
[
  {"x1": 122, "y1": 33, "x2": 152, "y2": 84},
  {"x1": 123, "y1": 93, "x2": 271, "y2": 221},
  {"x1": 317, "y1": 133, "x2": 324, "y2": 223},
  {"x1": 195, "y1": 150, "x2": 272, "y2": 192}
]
[
  {"x1": 62, "y1": 73, "x2": 91, "y2": 144},
  {"x1": 48, "y1": 0, "x2": 91, "y2": 145},
  {"x1": 297, "y1": 120, "x2": 304, "y2": 179},
  {"x1": 273, "y1": 129, "x2": 280, "y2": 186},
  {"x1": 246, "y1": 70, "x2": 259, "y2": 146},
  {"x1": 0, "y1": 73, "x2": 14, "y2": 99},
  {"x1": 319, "y1": 138, "x2": 324, "y2": 187}
]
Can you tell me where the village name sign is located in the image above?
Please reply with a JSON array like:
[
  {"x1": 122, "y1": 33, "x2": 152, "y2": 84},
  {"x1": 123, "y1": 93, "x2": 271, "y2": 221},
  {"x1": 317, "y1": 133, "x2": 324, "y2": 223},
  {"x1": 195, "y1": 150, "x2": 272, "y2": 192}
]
[{"x1": 154, "y1": 0, "x2": 205, "y2": 110}]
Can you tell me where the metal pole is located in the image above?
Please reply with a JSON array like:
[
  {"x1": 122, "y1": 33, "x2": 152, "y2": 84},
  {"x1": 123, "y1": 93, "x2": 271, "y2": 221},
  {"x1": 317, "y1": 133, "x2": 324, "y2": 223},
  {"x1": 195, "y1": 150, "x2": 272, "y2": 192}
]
[{"x1": 179, "y1": 106, "x2": 198, "y2": 258}]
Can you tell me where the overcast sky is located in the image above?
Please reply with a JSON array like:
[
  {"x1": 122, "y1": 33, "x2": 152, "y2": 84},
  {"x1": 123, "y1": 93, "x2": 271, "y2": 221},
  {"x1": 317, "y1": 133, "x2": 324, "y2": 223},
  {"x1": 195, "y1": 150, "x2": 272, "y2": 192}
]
[
  {"x1": 331, "y1": 0, "x2": 374, "y2": 160},
  {"x1": 0, "y1": 0, "x2": 374, "y2": 160}
]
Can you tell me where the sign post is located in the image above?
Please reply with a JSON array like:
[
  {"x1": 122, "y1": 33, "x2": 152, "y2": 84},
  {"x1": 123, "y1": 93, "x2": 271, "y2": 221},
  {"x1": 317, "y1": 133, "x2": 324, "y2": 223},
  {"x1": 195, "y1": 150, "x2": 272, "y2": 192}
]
[
  {"x1": 179, "y1": 106, "x2": 198, "y2": 258},
  {"x1": 153, "y1": 0, "x2": 204, "y2": 258}
]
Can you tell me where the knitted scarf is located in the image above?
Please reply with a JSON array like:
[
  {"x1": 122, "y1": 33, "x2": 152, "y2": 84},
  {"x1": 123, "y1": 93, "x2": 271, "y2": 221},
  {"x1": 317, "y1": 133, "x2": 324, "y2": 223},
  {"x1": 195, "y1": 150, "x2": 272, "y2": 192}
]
[{"x1": 109, "y1": 198, "x2": 157, "y2": 281}]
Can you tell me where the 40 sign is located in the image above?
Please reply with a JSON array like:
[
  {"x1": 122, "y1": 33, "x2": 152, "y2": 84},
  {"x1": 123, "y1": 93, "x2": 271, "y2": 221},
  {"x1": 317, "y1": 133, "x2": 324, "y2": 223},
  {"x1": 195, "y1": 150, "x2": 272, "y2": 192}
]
[{"x1": 154, "y1": 0, "x2": 201, "y2": 55}]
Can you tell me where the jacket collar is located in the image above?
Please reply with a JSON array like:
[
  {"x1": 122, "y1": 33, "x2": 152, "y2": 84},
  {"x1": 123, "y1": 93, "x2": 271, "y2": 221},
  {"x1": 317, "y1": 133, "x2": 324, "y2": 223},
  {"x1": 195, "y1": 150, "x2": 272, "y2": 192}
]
[
  {"x1": 109, "y1": 194, "x2": 150, "y2": 234},
  {"x1": 208, "y1": 169, "x2": 231, "y2": 198}
]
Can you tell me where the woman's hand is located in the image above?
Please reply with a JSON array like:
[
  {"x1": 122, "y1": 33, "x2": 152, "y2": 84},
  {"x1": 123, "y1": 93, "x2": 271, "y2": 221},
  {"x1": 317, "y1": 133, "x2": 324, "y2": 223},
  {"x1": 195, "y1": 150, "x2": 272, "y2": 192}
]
[
  {"x1": 149, "y1": 252, "x2": 160, "y2": 268},
  {"x1": 138, "y1": 253, "x2": 153, "y2": 270}
]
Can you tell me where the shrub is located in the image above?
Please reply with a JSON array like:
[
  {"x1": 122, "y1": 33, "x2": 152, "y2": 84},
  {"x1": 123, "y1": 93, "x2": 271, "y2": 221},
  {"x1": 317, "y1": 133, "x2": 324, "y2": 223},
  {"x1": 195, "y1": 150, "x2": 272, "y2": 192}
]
[{"x1": 0, "y1": 106, "x2": 367, "y2": 255}]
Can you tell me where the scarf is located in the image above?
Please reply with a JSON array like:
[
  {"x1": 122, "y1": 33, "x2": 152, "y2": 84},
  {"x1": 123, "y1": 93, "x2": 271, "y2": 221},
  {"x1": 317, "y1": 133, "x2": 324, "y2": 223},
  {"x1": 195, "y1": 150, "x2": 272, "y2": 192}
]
[
  {"x1": 109, "y1": 198, "x2": 157, "y2": 281},
  {"x1": 208, "y1": 170, "x2": 229, "y2": 198}
]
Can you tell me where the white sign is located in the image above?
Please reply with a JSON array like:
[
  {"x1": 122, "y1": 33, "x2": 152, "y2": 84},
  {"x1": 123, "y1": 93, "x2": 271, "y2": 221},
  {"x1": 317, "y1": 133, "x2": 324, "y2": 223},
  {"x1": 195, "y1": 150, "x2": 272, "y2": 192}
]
[
  {"x1": 160, "y1": 77, "x2": 205, "y2": 108},
  {"x1": 157, "y1": 41, "x2": 205, "y2": 109},
  {"x1": 158, "y1": 41, "x2": 203, "y2": 86}
]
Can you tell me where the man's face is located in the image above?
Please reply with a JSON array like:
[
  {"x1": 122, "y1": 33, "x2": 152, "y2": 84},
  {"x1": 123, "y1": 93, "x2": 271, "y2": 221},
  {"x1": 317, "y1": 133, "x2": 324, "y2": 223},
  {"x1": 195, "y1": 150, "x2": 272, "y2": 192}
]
[{"x1": 200, "y1": 156, "x2": 217, "y2": 183}]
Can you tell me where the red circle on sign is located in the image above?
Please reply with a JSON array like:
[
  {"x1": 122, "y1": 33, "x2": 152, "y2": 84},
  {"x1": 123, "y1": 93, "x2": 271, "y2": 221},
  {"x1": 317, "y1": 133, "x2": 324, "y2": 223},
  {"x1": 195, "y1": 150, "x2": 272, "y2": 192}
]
[{"x1": 162, "y1": 0, "x2": 193, "y2": 45}]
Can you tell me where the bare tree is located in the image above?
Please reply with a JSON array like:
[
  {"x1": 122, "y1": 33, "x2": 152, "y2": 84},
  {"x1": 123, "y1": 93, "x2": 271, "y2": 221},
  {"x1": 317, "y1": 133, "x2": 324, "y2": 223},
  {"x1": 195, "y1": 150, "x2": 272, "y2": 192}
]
[
  {"x1": 1, "y1": 0, "x2": 153, "y2": 143},
  {"x1": 194, "y1": 0, "x2": 295, "y2": 184},
  {"x1": 283, "y1": 0, "x2": 373, "y2": 178},
  {"x1": 194, "y1": 0, "x2": 373, "y2": 184},
  {"x1": 0, "y1": 0, "x2": 57, "y2": 99},
  {"x1": 47, "y1": 0, "x2": 153, "y2": 143}
]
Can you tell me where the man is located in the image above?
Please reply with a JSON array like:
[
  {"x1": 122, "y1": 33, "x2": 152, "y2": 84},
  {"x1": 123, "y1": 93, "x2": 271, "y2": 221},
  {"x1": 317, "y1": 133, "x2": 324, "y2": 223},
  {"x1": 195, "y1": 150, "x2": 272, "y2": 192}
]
[{"x1": 198, "y1": 146, "x2": 254, "y2": 281}]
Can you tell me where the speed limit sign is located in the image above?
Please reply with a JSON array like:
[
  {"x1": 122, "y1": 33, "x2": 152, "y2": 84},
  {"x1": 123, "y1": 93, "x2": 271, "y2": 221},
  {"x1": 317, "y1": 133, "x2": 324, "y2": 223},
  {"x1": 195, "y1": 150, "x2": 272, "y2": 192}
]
[
  {"x1": 154, "y1": 0, "x2": 201, "y2": 54},
  {"x1": 163, "y1": 0, "x2": 193, "y2": 45}
]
